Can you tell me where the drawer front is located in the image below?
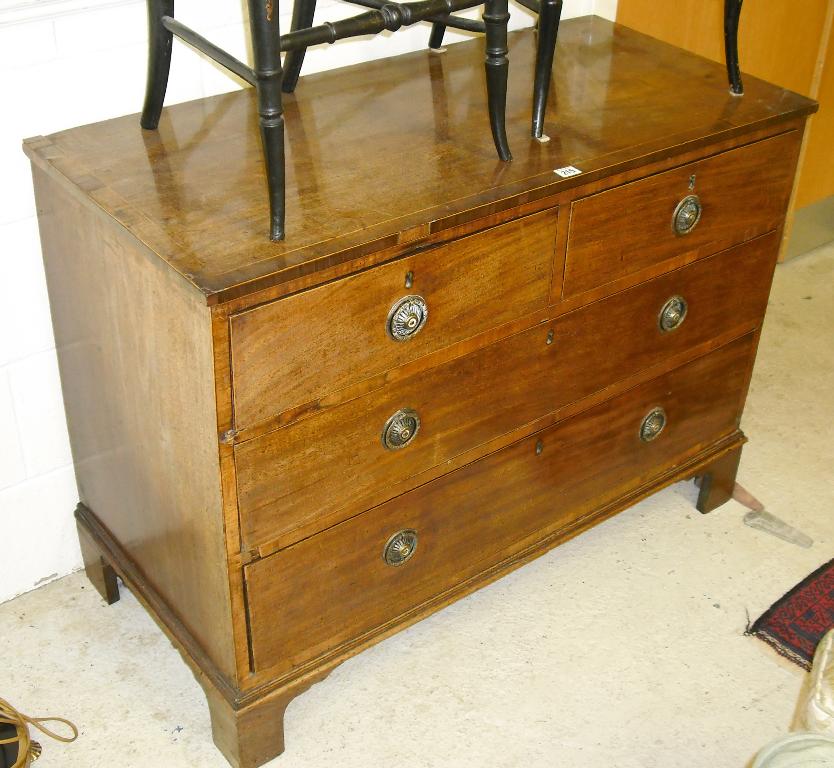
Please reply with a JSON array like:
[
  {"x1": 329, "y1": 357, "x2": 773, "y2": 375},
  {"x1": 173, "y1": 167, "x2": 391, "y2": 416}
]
[
  {"x1": 245, "y1": 334, "x2": 756, "y2": 675},
  {"x1": 230, "y1": 209, "x2": 558, "y2": 429},
  {"x1": 235, "y1": 232, "x2": 777, "y2": 550},
  {"x1": 563, "y1": 131, "x2": 800, "y2": 298}
]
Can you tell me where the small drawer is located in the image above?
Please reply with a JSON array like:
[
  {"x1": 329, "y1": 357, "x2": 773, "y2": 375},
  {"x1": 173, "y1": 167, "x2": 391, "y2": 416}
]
[
  {"x1": 244, "y1": 334, "x2": 756, "y2": 675},
  {"x1": 230, "y1": 209, "x2": 558, "y2": 429},
  {"x1": 234, "y1": 231, "x2": 778, "y2": 551},
  {"x1": 562, "y1": 131, "x2": 801, "y2": 298}
]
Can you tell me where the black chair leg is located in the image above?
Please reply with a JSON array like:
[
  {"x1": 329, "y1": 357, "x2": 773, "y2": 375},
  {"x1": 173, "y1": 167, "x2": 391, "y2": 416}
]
[
  {"x1": 428, "y1": 21, "x2": 447, "y2": 50},
  {"x1": 283, "y1": 0, "x2": 318, "y2": 93},
  {"x1": 484, "y1": 0, "x2": 512, "y2": 161},
  {"x1": 141, "y1": 0, "x2": 175, "y2": 129},
  {"x1": 531, "y1": 0, "x2": 561, "y2": 139},
  {"x1": 248, "y1": 0, "x2": 287, "y2": 241},
  {"x1": 724, "y1": 0, "x2": 744, "y2": 95}
]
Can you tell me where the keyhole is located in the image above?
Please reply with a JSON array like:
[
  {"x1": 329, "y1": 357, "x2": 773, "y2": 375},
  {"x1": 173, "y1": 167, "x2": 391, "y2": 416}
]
[
  {"x1": 689, "y1": 174, "x2": 696, "y2": 191},
  {"x1": 546, "y1": 330, "x2": 554, "y2": 345},
  {"x1": 405, "y1": 271, "x2": 414, "y2": 289},
  {"x1": 536, "y1": 440, "x2": 544, "y2": 455}
]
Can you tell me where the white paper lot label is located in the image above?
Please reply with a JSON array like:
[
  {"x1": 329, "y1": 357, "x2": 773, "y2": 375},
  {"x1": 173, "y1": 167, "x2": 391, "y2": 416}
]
[{"x1": 554, "y1": 165, "x2": 582, "y2": 178}]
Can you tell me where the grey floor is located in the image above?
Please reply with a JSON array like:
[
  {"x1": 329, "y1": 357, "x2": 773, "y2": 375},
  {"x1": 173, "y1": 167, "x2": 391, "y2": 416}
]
[{"x1": 2, "y1": 244, "x2": 833, "y2": 768}]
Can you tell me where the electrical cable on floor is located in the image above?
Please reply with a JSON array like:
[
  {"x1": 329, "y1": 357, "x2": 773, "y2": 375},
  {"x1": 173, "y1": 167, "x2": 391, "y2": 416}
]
[{"x1": 0, "y1": 697, "x2": 77, "y2": 768}]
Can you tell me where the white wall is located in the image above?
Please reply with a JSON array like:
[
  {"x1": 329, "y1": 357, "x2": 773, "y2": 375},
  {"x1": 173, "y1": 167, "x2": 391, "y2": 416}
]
[{"x1": 0, "y1": 0, "x2": 617, "y2": 604}]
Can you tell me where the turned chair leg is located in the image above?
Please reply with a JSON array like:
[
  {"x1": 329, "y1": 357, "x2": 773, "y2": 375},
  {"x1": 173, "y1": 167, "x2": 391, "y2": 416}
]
[
  {"x1": 428, "y1": 21, "x2": 447, "y2": 50},
  {"x1": 248, "y1": 0, "x2": 287, "y2": 241},
  {"x1": 695, "y1": 446, "x2": 742, "y2": 515},
  {"x1": 282, "y1": 0, "x2": 318, "y2": 93},
  {"x1": 724, "y1": 0, "x2": 744, "y2": 95},
  {"x1": 141, "y1": 0, "x2": 175, "y2": 129},
  {"x1": 484, "y1": 0, "x2": 512, "y2": 161},
  {"x1": 531, "y1": 0, "x2": 561, "y2": 139}
]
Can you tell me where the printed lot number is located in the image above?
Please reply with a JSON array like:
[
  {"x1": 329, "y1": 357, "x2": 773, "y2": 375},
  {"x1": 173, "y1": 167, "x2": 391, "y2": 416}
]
[{"x1": 554, "y1": 166, "x2": 582, "y2": 178}]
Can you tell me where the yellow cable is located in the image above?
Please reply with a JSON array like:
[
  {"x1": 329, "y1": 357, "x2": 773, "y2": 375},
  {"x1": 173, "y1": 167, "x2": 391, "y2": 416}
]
[{"x1": 0, "y1": 697, "x2": 77, "y2": 768}]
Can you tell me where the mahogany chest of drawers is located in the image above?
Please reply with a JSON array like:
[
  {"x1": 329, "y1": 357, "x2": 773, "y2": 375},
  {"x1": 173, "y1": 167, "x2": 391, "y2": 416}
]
[{"x1": 25, "y1": 17, "x2": 816, "y2": 768}]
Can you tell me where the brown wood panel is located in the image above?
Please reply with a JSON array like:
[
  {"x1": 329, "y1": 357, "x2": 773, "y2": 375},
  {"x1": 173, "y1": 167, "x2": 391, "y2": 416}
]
[
  {"x1": 230, "y1": 209, "x2": 557, "y2": 428},
  {"x1": 617, "y1": 0, "x2": 830, "y2": 96},
  {"x1": 74, "y1": 504, "x2": 241, "y2": 705},
  {"x1": 245, "y1": 334, "x2": 756, "y2": 675},
  {"x1": 22, "y1": 19, "x2": 815, "y2": 304},
  {"x1": 617, "y1": 0, "x2": 832, "y2": 213},
  {"x1": 210, "y1": 119, "x2": 801, "y2": 319},
  {"x1": 562, "y1": 131, "x2": 800, "y2": 298},
  {"x1": 241, "y1": 438, "x2": 747, "y2": 697},
  {"x1": 235, "y1": 232, "x2": 779, "y2": 551},
  {"x1": 31, "y1": 167, "x2": 238, "y2": 682},
  {"x1": 796, "y1": 15, "x2": 834, "y2": 208}
]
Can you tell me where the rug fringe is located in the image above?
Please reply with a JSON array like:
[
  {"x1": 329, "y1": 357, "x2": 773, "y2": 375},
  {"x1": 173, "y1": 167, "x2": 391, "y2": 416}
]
[{"x1": 752, "y1": 628, "x2": 813, "y2": 671}]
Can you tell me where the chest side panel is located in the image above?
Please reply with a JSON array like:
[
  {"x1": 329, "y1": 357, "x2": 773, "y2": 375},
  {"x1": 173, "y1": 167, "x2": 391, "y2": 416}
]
[{"x1": 32, "y1": 167, "x2": 238, "y2": 683}]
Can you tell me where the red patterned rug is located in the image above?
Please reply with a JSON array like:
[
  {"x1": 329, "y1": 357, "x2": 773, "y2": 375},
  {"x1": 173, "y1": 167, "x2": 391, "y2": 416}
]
[{"x1": 750, "y1": 558, "x2": 834, "y2": 669}]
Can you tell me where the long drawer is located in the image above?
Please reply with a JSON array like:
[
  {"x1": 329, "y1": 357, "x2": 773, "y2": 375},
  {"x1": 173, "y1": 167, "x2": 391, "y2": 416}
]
[
  {"x1": 234, "y1": 232, "x2": 778, "y2": 550},
  {"x1": 245, "y1": 334, "x2": 756, "y2": 675},
  {"x1": 230, "y1": 209, "x2": 558, "y2": 429},
  {"x1": 562, "y1": 130, "x2": 800, "y2": 298}
]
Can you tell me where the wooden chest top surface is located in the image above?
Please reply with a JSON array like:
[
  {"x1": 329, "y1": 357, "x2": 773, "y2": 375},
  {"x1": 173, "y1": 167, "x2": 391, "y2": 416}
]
[{"x1": 24, "y1": 16, "x2": 814, "y2": 303}]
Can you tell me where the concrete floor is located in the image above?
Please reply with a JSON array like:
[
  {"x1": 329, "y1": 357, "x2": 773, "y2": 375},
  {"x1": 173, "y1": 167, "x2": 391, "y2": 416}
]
[{"x1": 2, "y1": 244, "x2": 833, "y2": 768}]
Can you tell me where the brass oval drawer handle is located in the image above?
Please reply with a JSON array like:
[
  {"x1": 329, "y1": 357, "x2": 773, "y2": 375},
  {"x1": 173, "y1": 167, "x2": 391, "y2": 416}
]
[
  {"x1": 383, "y1": 529, "x2": 418, "y2": 566},
  {"x1": 658, "y1": 295, "x2": 688, "y2": 333},
  {"x1": 382, "y1": 408, "x2": 421, "y2": 450},
  {"x1": 672, "y1": 194, "x2": 702, "y2": 236},
  {"x1": 387, "y1": 295, "x2": 428, "y2": 341},
  {"x1": 640, "y1": 407, "x2": 667, "y2": 442}
]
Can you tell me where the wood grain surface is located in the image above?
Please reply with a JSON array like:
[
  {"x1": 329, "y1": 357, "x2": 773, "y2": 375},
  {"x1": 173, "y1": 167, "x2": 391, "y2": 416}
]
[
  {"x1": 617, "y1": 0, "x2": 834, "y2": 209},
  {"x1": 234, "y1": 231, "x2": 779, "y2": 551},
  {"x1": 563, "y1": 131, "x2": 800, "y2": 298},
  {"x1": 617, "y1": 0, "x2": 831, "y2": 97},
  {"x1": 32, "y1": 167, "x2": 238, "y2": 682},
  {"x1": 23, "y1": 19, "x2": 815, "y2": 303},
  {"x1": 245, "y1": 335, "x2": 756, "y2": 675},
  {"x1": 795, "y1": 11, "x2": 834, "y2": 208},
  {"x1": 230, "y1": 209, "x2": 557, "y2": 427}
]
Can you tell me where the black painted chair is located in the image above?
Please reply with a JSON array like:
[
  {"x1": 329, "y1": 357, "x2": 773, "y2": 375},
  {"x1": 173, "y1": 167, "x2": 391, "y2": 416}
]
[
  {"x1": 141, "y1": 0, "x2": 560, "y2": 241},
  {"x1": 423, "y1": 0, "x2": 745, "y2": 130},
  {"x1": 282, "y1": 0, "x2": 563, "y2": 142},
  {"x1": 723, "y1": 0, "x2": 744, "y2": 95},
  {"x1": 423, "y1": 0, "x2": 563, "y2": 139},
  {"x1": 426, "y1": 0, "x2": 744, "y2": 97}
]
